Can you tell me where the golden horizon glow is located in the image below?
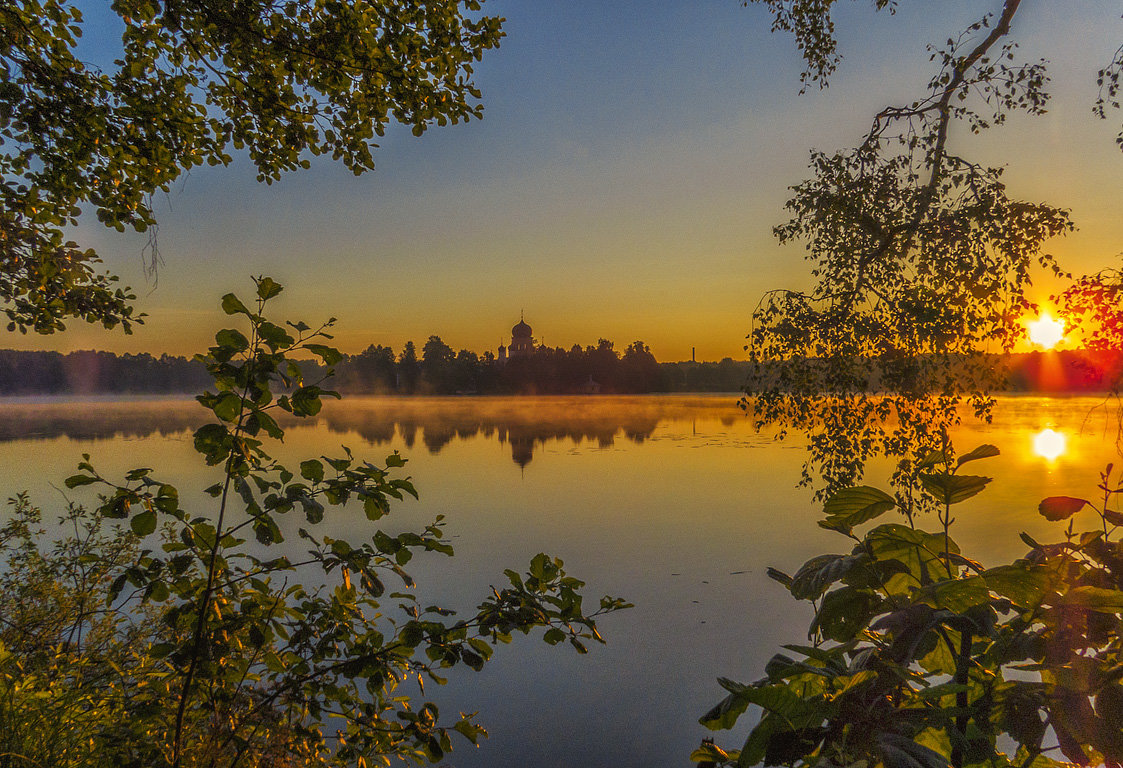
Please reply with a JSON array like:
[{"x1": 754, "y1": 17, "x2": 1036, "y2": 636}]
[
  {"x1": 1026, "y1": 313, "x2": 1065, "y2": 350},
  {"x1": 1033, "y1": 428, "x2": 1066, "y2": 461}
]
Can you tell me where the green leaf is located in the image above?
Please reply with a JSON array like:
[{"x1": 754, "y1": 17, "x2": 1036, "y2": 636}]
[
  {"x1": 790, "y1": 553, "x2": 865, "y2": 600},
  {"x1": 982, "y1": 564, "x2": 1053, "y2": 608},
  {"x1": 879, "y1": 733, "x2": 951, "y2": 768},
  {"x1": 211, "y1": 392, "x2": 242, "y2": 422},
  {"x1": 1062, "y1": 586, "x2": 1123, "y2": 612},
  {"x1": 820, "y1": 486, "x2": 896, "y2": 532},
  {"x1": 221, "y1": 293, "x2": 251, "y2": 316},
  {"x1": 131, "y1": 510, "x2": 157, "y2": 536},
  {"x1": 922, "y1": 575, "x2": 989, "y2": 612},
  {"x1": 956, "y1": 444, "x2": 1000, "y2": 467},
  {"x1": 215, "y1": 327, "x2": 249, "y2": 351},
  {"x1": 64, "y1": 473, "x2": 97, "y2": 488},
  {"x1": 1038, "y1": 496, "x2": 1089, "y2": 521},
  {"x1": 299, "y1": 459, "x2": 325, "y2": 483},
  {"x1": 255, "y1": 276, "x2": 283, "y2": 300},
  {"x1": 811, "y1": 586, "x2": 879, "y2": 642},
  {"x1": 304, "y1": 343, "x2": 342, "y2": 366},
  {"x1": 919, "y1": 473, "x2": 991, "y2": 505}
]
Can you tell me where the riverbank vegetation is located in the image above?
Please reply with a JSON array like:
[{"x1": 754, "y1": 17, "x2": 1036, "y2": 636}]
[{"x1": 0, "y1": 279, "x2": 629, "y2": 767}]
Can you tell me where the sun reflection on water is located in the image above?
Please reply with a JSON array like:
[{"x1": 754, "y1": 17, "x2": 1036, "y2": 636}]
[{"x1": 1033, "y1": 428, "x2": 1066, "y2": 461}]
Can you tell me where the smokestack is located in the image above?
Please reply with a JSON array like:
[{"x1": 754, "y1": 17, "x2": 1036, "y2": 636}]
[{"x1": 692, "y1": 346, "x2": 696, "y2": 363}]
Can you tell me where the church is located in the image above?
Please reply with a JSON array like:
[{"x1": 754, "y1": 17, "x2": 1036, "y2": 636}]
[{"x1": 497, "y1": 315, "x2": 535, "y2": 363}]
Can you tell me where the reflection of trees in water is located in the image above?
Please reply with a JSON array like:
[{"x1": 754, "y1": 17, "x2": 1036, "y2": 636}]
[
  {"x1": 0, "y1": 400, "x2": 213, "y2": 441},
  {"x1": 0, "y1": 395, "x2": 746, "y2": 468},
  {"x1": 320, "y1": 396, "x2": 742, "y2": 467}
]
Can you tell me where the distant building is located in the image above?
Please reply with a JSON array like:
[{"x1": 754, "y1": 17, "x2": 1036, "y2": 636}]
[{"x1": 501, "y1": 314, "x2": 536, "y2": 360}]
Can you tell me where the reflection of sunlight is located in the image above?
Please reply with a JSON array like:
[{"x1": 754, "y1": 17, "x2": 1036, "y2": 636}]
[
  {"x1": 1027, "y1": 313, "x2": 1065, "y2": 349},
  {"x1": 1033, "y1": 428, "x2": 1066, "y2": 460}
]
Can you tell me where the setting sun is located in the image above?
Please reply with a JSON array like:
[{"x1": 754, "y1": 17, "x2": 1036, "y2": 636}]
[
  {"x1": 1027, "y1": 313, "x2": 1065, "y2": 349},
  {"x1": 1033, "y1": 428, "x2": 1067, "y2": 460}
]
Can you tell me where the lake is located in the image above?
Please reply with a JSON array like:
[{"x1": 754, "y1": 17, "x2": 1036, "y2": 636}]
[{"x1": 1, "y1": 394, "x2": 1120, "y2": 767}]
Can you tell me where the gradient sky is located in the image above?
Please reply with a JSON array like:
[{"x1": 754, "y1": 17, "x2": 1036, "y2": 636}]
[{"x1": 14, "y1": 1, "x2": 1123, "y2": 361}]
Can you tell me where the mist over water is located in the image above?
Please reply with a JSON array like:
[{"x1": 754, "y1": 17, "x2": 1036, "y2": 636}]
[{"x1": 1, "y1": 394, "x2": 1120, "y2": 767}]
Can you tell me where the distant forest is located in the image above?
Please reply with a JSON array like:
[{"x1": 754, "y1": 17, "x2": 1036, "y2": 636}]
[
  {"x1": 0, "y1": 337, "x2": 749, "y2": 396},
  {"x1": 3, "y1": 341, "x2": 1119, "y2": 397}
]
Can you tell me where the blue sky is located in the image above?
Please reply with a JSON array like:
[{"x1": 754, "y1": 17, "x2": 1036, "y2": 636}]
[{"x1": 25, "y1": 1, "x2": 1123, "y2": 360}]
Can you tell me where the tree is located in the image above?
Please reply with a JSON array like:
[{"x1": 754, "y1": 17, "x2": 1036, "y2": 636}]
[
  {"x1": 421, "y1": 334, "x2": 455, "y2": 393},
  {"x1": 0, "y1": 277, "x2": 629, "y2": 767},
  {"x1": 740, "y1": 0, "x2": 1120, "y2": 500},
  {"x1": 0, "y1": 1, "x2": 504, "y2": 334},
  {"x1": 398, "y1": 340, "x2": 420, "y2": 392}
]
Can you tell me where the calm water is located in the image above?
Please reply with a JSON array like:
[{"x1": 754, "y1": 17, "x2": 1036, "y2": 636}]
[{"x1": 1, "y1": 394, "x2": 1120, "y2": 767}]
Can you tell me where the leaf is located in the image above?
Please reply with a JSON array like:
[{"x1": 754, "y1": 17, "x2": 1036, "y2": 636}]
[
  {"x1": 811, "y1": 586, "x2": 879, "y2": 642},
  {"x1": 221, "y1": 293, "x2": 251, "y2": 316},
  {"x1": 1104, "y1": 508, "x2": 1123, "y2": 527},
  {"x1": 300, "y1": 459, "x2": 325, "y2": 483},
  {"x1": 922, "y1": 576, "x2": 989, "y2": 613},
  {"x1": 878, "y1": 733, "x2": 951, "y2": 768},
  {"x1": 214, "y1": 328, "x2": 249, "y2": 351},
  {"x1": 211, "y1": 392, "x2": 242, "y2": 422},
  {"x1": 1062, "y1": 586, "x2": 1123, "y2": 612},
  {"x1": 790, "y1": 553, "x2": 864, "y2": 600},
  {"x1": 956, "y1": 444, "x2": 999, "y2": 467},
  {"x1": 255, "y1": 276, "x2": 283, "y2": 300},
  {"x1": 304, "y1": 343, "x2": 343, "y2": 366},
  {"x1": 1038, "y1": 496, "x2": 1089, "y2": 521},
  {"x1": 982, "y1": 564, "x2": 1053, "y2": 608},
  {"x1": 919, "y1": 474, "x2": 991, "y2": 505},
  {"x1": 64, "y1": 473, "x2": 97, "y2": 488},
  {"x1": 820, "y1": 486, "x2": 896, "y2": 532},
  {"x1": 917, "y1": 449, "x2": 950, "y2": 470},
  {"x1": 766, "y1": 567, "x2": 793, "y2": 587},
  {"x1": 131, "y1": 510, "x2": 157, "y2": 536}
]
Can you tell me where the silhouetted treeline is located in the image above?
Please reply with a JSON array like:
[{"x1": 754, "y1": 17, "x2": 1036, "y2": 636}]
[
  {"x1": 7, "y1": 344, "x2": 1121, "y2": 397},
  {"x1": 0, "y1": 341, "x2": 747, "y2": 396},
  {"x1": 0, "y1": 350, "x2": 210, "y2": 395},
  {"x1": 333, "y1": 337, "x2": 746, "y2": 394}
]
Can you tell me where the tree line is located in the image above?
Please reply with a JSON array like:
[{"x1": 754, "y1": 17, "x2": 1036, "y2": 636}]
[
  {"x1": 0, "y1": 338, "x2": 753, "y2": 395},
  {"x1": 5, "y1": 342, "x2": 1121, "y2": 397}
]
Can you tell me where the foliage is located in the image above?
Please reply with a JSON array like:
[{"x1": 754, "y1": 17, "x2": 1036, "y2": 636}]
[
  {"x1": 0, "y1": 0, "x2": 504, "y2": 334},
  {"x1": 696, "y1": 445, "x2": 1123, "y2": 768},
  {"x1": 737, "y1": 1, "x2": 1123, "y2": 499},
  {"x1": 0, "y1": 277, "x2": 629, "y2": 767}
]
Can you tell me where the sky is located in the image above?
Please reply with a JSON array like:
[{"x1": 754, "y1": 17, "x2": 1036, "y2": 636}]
[{"x1": 14, "y1": 1, "x2": 1123, "y2": 361}]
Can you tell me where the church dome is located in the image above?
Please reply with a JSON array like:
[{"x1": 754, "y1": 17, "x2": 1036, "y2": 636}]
[{"x1": 512, "y1": 319, "x2": 532, "y2": 338}]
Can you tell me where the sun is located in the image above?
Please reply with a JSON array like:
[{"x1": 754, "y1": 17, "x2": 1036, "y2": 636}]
[
  {"x1": 1033, "y1": 428, "x2": 1066, "y2": 460},
  {"x1": 1026, "y1": 312, "x2": 1065, "y2": 349}
]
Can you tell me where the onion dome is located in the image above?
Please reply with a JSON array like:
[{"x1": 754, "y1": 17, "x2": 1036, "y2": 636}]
[{"x1": 512, "y1": 319, "x2": 532, "y2": 338}]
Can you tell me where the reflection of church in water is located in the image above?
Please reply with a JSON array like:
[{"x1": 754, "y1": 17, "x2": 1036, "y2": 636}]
[{"x1": 497, "y1": 314, "x2": 535, "y2": 363}]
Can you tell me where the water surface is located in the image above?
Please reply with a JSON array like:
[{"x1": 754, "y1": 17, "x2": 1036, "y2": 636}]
[{"x1": 1, "y1": 394, "x2": 1119, "y2": 767}]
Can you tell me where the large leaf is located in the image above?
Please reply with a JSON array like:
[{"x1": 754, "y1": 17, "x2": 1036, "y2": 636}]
[
  {"x1": 919, "y1": 473, "x2": 991, "y2": 505},
  {"x1": 878, "y1": 733, "x2": 952, "y2": 768},
  {"x1": 1061, "y1": 586, "x2": 1123, "y2": 612},
  {"x1": 821, "y1": 486, "x2": 896, "y2": 532},
  {"x1": 701, "y1": 680, "x2": 828, "y2": 732},
  {"x1": 982, "y1": 564, "x2": 1053, "y2": 609},
  {"x1": 922, "y1": 575, "x2": 990, "y2": 613},
  {"x1": 811, "y1": 586, "x2": 880, "y2": 642},
  {"x1": 956, "y1": 444, "x2": 1000, "y2": 467},
  {"x1": 790, "y1": 553, "x2": 866, "y2": 600},
  {"x1": 1038, "y1": 496, "x2": 1089, "y2": 521},
  {"x1": 866, "y1": 524, "x2": 956, "y2": 590}
]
